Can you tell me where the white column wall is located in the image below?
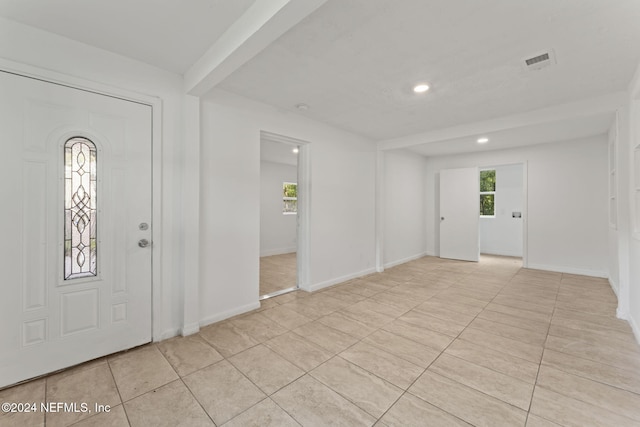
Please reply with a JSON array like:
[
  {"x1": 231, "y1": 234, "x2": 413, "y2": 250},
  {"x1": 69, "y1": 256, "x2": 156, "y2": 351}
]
[
  {"x1": 199, "y1": 90, "x2": 376, "y2": 324},
  {"x1": 383, "y1": 150, "x2": 427, "y2": 267},
  {"x1": 619, "y1": 62, "x2": 640, "y2": 342}
]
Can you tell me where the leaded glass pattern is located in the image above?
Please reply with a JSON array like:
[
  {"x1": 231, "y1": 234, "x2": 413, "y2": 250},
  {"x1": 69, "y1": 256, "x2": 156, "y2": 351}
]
[{"x1": 64, "y1": 137, "x2": 97, "y2": 279}]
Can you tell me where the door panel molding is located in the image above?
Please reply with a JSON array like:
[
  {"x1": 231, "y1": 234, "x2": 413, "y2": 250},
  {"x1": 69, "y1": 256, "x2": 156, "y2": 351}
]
[
  {"x1": 439, "y1": 167, "x2": 480, "y2": 262},
  {"x1": 0, "y1": 57, "x2": 164, "y2": 342},
  {"x1": 0, "y1": 68, "x2": 158, "y2": 387}
]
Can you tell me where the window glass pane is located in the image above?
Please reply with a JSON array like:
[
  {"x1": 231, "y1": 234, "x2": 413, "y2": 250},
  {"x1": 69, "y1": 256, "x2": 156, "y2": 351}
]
[
  {"x1": 480, "y1": 170, "x2": 496, "y2": 192},
  {"x1": 283, "y1": 182, "x2": 298, "y2": 213},
  {"x1": 64, "y1": 137, "x2": 98, "y2": 280},
  {"x1": 480, "y1": 194, "x2": 495, "y2": 216},
  {"x1": 283, "y1": 183, "x2": 297, "y2": 198},
  {"x1": 283, "y1": 199, "x2": 298, "y2": 213}
]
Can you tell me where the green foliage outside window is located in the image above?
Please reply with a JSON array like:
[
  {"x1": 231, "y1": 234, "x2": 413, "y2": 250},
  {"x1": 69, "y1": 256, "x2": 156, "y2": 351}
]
[
  {"x1": 283, "y1": 182, "x2": 298, "y2": 214},
  {"x1": 480, "y1": 194, "x2": 495, "y2": 216},
  {"x1": 283, "y1": 183, "x2": 297, "y2": 198},
  {"x1": 480, "y1": 170, "x2": 496, "y2": 192},
  {"x1": 480, "y1": 170, "x2": 496, "y2": 216}
]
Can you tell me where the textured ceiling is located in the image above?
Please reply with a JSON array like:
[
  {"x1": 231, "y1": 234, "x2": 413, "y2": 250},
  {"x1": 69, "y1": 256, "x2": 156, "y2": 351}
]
[
  {"x1": 1, "y1": 0, "x2": 638, "y2": 151},
  {"x1": 218, "y1": 0, "x2": 640, "y2": 141},
  {"x1": 0, "y1": 0, "x2": 256, "y2": 73}
]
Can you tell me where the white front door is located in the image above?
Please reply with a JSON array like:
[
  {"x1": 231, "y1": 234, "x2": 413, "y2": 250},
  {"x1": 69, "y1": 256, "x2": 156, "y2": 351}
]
[
  {"x1": 439, "y1": 167, "x2": 480, "y2": 262},
  {"x1": 0, "y1": 71, "x2": 153, "y2": 387}
]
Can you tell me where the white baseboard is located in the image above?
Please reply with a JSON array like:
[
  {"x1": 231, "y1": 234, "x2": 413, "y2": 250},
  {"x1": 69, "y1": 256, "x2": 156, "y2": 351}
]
[
  {"x1": 629, "y1": 312, "x2": 640, "y2": 345},
  {"x1": 480, "y1": 250, "x2": 523, "y2": 258},
  {"x1": 384, "y1": 252, "x2": 427, "y2": 269},
  {"x1": 525, "y1": 263, "x2": 608, "y2": 279},
  {"x1": 616, "y1": 306, "x2": 628, "y2": 320},
  {"x1": 426, "y1": 250, "x2": 437, "y2": 257},
  {"x1": 609, "y1": 277, "x2": 619, "y2": 298},
  {"x1": 155, "y1": 327, "x2": 180, "y2": 342},
  {"x1": 309, "y1": 267, "x2": 377, "y2": 292},
  {"x1": 260, "y1": 247, "x2": 296, "y2": 257},
  {"x1": 199, "y1": 301, "x2": 261, "y2": 328},
  {"x1": 180, "y1": 322, "x2": 200, "y2": 337}
]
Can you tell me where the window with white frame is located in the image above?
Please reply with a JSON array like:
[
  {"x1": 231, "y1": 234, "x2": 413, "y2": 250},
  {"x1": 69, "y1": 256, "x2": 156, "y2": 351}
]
[
  {"x1": 480, "y1": 169, "x2": 496, "y2": 217},
  {"x1": 283, "y1": 182, "x2": 297, "y2": 214}
]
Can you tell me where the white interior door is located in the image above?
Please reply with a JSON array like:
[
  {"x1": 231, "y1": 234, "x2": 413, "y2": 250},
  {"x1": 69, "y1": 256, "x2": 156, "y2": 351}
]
[
  {"x1": 439, "y1": 167, "x2": 480, "y2": 262},
  {"x1": 0, "y1": 71, "x2": 152, "y2": 387}
]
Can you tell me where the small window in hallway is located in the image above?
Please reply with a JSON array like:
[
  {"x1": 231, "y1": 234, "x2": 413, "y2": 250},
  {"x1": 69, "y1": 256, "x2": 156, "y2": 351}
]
[
  {"x1": 283, "y1": 182, "x2": 297, "y2": 214},
  {"x1": 480, "y1": 169, "x2": 496, "y2": 217},
  {"x1": 64, "y1": 137, "x2": 98, "y2": 279}
]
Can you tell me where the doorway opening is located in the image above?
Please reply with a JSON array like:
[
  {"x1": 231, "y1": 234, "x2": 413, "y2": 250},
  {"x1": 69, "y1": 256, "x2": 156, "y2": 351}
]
[
  {"x1": 259, "y1": 132, "x2": 309, "y2": 299},
  {"x1": 438, "y1": 162, "x2": 527, "y2": 267},
  {"x1": 479, "y1": 163, "x2": 525, "y2": 266}
]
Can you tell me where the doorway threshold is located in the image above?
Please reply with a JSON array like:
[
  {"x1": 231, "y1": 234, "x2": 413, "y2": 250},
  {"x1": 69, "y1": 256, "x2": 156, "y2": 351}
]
[{"x1": 260, "y1": 286, "x2": 299, "y2": 301}]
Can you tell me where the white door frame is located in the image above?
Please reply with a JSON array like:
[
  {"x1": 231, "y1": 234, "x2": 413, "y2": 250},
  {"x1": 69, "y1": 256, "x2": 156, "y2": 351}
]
[
  {"x1": 259, "y1": 131, "x2": 311, "y2": 293},
  {"x1": 0, "y1": 58, "x2": 164, "y2": 341},
  {"x1": 375, "y1": 150, "x2": 385, "y2": 272}
]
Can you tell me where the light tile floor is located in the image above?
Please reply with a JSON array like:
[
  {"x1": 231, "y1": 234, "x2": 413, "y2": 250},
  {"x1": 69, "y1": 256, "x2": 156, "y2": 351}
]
[
  {"x1": 2, "y1": 255, "x2": 640, "y2": 426},
  {"x1": 260, "y1": 252, "x2": 297, "y2": 296}
]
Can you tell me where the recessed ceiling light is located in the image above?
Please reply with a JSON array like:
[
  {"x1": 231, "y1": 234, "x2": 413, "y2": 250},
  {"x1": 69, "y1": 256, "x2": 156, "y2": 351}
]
[
  {"x1": 292, "y1": 147, "x2": 299, "y2": 154},
  {"x1": 295, "y1": 103, "x2": 309, "y2": 111},
  {"x1": 413, "y1": 83, "x2": 430, "y2": 93},
  {"x1": 477, "y1": 137, "x2": 489, "y2": 144}
]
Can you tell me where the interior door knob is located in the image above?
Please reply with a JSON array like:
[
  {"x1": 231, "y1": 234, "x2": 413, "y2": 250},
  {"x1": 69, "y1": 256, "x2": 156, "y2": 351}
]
[
  {"x1": 441, "y1": 217, "x2": 445, "y2": 220},
  {"x1": 138, "y1": 239, "x2": 151, "y2": 248}
]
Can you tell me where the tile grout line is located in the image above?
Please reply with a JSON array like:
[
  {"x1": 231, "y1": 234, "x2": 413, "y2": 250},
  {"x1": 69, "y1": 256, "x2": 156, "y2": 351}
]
[
  {"x1": 336, "y1": 266, "x2": 464, "y2": 420},
  {"x1": 106, "y1": 354, "x2": 133, "y2": 427},
  {"x1": 372, "y1": 271, "x2": 477, "y2": 425},
  {"x1": 289, "y1": 264, "x2": 457, "y2": 424},
  {"x1": 531, "y1": 276, "x2": 640, "y2": 423},
  {"x1": 391, "y1": 267, "x2": 537, "y2": 424},
  {"x1": 339, "y1": 265, "x2": 462, "y2": 425},
  {"x1": 524, "y1": 274, "x2": 561, "y2": 426},
  {"x1": 150, "y1": 342, "x2": 220, "y2": 426},
  {"x1": 7, "y1": 257, "x2": 639, "y2": 426}
]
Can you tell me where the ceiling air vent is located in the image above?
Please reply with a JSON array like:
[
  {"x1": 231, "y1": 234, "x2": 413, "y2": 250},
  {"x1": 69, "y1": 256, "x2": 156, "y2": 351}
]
[{"x1": 522, "y1": 49, "x2": 556, "y2": 71}]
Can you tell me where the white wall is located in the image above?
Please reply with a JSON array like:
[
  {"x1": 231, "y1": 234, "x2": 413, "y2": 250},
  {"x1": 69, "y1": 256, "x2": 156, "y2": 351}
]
[
  {"x1": 383, "y1": 150, "x2": 427, "y2": 267},
  {"x1": 426, "y1": 136, "x2": 609, "y2": 277},
  {"x1": 608, "y1": 123, "x2": 622, "y2": 298},
  {"x1": 611, "y1": 61, "x2": 640, "y2": 343},
  {"x1": 0, "y1": 17, "x2": 185, "y2": 339},
  {"x1": 630, "y1": 94, "x2": 640, "y2": 342},
  {"x1": 479, "y1": 164, "x2": 523, "y2": 257},
  {"x1": 629, "y1": 70, "x2": 640, "y2": 344},
  {"x1": 261, "y1": 161, "x2": 297, "y2": 256},
  {"x1": 199, "y1": 89, "x2": 376, "y2": 325}
]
